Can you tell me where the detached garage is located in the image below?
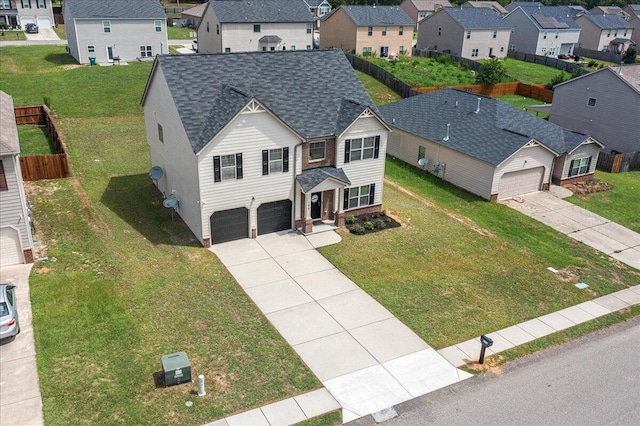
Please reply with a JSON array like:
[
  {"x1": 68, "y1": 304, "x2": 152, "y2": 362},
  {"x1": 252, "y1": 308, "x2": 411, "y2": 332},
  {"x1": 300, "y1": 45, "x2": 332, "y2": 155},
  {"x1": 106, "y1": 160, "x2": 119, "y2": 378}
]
[{"x1": 378, "y1": 89, "x2": 600, "y2": 201}]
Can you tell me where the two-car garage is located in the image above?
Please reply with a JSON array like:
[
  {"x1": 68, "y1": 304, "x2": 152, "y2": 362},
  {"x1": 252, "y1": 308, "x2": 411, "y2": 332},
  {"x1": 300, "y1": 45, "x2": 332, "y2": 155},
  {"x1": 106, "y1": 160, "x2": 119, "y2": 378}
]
[{"x1": 209, "y1": 199, "x2": 292, "y2": 244}]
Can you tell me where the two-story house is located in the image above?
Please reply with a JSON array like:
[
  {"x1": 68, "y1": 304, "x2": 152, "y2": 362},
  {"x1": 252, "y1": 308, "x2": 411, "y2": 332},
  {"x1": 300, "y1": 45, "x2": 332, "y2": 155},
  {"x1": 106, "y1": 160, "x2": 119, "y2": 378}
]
[
  {"x1": 503, "y1": 5, "x2": 582, "y2": 57},
  {"x1": 197, "y1": 0, "x2": 314, "y2": 54},
  {"x1": 625, "y1": 4, "x2": 640, "y2": 46},
  {"x1": 320, "y1": 5, "x2": 415, "y2": 58},
  {"x1": 588, "y1": 6, "x2": 630, "y2": 21},
  {"x1": 575, "y1": 13, "x2": 634, "y2": 54},
  {"x1": 549, "y1": 64, "x2": 640, "y2": 155},
  {"x1": 141, "y1": 50, "x2": 390, "y2": 246},
  {"x1": 400, "y1": 0, "x2": 451, "y2": 27},
  {"x1": 417, "y1": 7, "x2": 512, "y2": 59},
  {"x1": 0, "y1": 91, "x2": 34, "y2": 267},
  {"x1": 2, "y1": 0, "x2": 55, "y2": 29},
  {"x1": 304, "y1": 0, "x2": 331, "y2": 29},
  {"x1": 461, "y1": 1, "x2": 508, "y2": 16},
  {"x1": 64, "y1": 0, "x2": 168, "y2": 65}
]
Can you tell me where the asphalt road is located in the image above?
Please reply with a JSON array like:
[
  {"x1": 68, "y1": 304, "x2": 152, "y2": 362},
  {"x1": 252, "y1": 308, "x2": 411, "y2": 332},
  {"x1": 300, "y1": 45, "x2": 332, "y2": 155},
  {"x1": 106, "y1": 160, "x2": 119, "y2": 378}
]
[{"x1": 351, "y1": 315, "x2": 640, "y2": 426}]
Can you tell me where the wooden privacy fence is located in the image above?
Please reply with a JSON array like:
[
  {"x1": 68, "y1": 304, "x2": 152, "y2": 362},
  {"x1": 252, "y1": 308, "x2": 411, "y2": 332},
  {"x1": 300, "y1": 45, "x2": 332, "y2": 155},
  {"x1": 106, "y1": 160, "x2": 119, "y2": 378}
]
[
  {"x1": 597, "y1": 151, "x2": 640, "y2": 173},
  {"x1": 14, "y1": 105, "x2": 69, "y2": 181}
]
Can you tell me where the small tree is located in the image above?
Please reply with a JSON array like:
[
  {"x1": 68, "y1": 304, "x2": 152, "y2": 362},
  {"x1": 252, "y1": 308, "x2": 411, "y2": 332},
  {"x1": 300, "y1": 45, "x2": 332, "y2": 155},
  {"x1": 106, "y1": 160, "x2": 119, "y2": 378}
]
[
  {"x1": 622, "y1": 46, "x2": 637, "y2": 64},
  {"x1": 475, "y1": 58, "x2": 506, "y2": 85}
]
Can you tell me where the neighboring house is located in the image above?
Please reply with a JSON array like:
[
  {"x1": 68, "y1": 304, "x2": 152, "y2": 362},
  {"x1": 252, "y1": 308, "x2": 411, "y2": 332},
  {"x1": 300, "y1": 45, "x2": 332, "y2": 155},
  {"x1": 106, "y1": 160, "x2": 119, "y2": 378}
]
[
  {"x1": 625, "y1": 5, "x2": 640, "y2": 46},
  {"x1": 0, "y1": 91, "x2": 34, "y2": 267},
  {"x1": 181, "y1": 2, "x2": 206, "y2": 29},
  {"x1": 505, "y1": 2, "x2": 543, "y2": 13},
  {"x1": 400, "y1": 0, "x2": 451, "y2": 25},
  {"x1": 196, "y1": 0, "x2": 314, "y2": 54},
  {"x1": 575, "y1": 13, "x2": 634, "y2": 54},
  {"x1": 503, "y1": 5, "x2": 582, "y2": 56},
  {"x1": 549, "y1": 64, "x2": 640, "y2": 155},
  {"x1": 320, "y1": 5, "x2": 414, "y2": 58},
  {"x1": 416, "y1": 7, "x2": 511, "y2": 59},
  {"x1": 589, "y1": 6, "x2": 630, "y2": 21},
  {"x1": 3, "y1": 0, "x2": 55, "y2": 29},
  {"x1": 379, "y1": 89, "x2": 602, "y2": 200},
  {"x1": 461, "y1": 1, "x2": 508, "y2": 16},
  {"x1": 304, "y1": 0, "x2": 331, "y2": 29},
  {"x1": 623, "y1": 4, "x2": 640, "y2": 18},
  {"x1": 140, "y1": 50, "x2": 390, "y2": 246},
  {"x1": 63, "y1": 0, "x2": 168, "y2": 65}
]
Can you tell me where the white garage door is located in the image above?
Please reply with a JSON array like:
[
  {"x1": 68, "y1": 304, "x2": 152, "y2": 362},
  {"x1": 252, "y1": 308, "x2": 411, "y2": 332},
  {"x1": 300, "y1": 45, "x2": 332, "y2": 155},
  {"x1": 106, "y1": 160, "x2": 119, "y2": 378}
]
[
  {"x1": 0, "y1": 227, "x2": 23, "y2": 267},
  {"x1": 498, "y1": 167, "x2": 544, "y2": 199},
  {"x1": 20, "y1": 17, "x2": 35, "y2": 26},
  {"x1": 37, "y1": 17, "x2": 52, "y2": 28}
]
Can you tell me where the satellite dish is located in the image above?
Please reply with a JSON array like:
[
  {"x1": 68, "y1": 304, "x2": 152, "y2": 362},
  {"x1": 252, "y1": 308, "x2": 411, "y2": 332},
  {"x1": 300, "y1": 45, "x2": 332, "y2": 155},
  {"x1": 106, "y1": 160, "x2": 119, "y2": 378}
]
[
  {"x1": 163, "y1": 195, "x2": 178, "y2": 209},
  {"x1": 149, "y1": 166, "x2": 164, "y2": 181},
  {"x1": 418, "y1": 158, "x2": 429, "y2": 167}
]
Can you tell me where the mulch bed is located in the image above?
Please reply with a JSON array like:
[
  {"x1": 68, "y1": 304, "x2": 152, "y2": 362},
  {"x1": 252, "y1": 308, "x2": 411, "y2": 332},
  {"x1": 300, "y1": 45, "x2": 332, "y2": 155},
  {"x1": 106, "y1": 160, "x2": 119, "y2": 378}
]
[
  {"x1": 563, "y1": 179, "x2": 612, "y2": 196},
  {"x1": 344, "y1": 212, "x2": 401, "y2": 235}
]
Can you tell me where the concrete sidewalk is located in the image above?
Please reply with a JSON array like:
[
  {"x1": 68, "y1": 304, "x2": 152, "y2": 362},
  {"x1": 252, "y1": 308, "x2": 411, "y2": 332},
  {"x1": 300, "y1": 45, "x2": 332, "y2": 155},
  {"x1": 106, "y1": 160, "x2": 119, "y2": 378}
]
[
  {"x1": 210, "y1": 231, "x2": 471, "y2": 423},
  {"x1": 501, "y1": 189, "x2": 640, "y2": 270}
]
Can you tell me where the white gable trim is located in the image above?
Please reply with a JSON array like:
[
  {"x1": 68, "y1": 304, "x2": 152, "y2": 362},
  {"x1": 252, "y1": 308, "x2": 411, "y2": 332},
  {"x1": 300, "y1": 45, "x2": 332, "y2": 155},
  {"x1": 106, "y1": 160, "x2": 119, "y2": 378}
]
[
  {"x1": 337, "y1": 107, "x2": 392, "y2": 138},
  {"x1": 567, "y1": 137, "x2": 604, "y2": 155},
  {"x1": 496, "y1": 138, "x2": 559, "y2": 167}
]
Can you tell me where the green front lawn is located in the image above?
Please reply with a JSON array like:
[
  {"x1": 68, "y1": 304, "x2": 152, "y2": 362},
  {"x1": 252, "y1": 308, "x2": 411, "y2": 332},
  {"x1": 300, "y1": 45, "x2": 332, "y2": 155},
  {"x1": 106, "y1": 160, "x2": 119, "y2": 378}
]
[
  {"x1": 0, "y1": 30, "x2": 26, "y2": 40},
  {"x1": 482, "y1": 57, "x2": 571, "y2": 85},
  {"x1": 1, "y1": 45, "x2": 319, "y2": 426},
  {"x1": 566, "y1": 170, "x2": 640, "y2": 233},
  {"x1": 16, "y1": 125, "x2": 56, "y2": 155},
  {"x1": 319, "y1": 158, "x2": 640, "y2": 349}
]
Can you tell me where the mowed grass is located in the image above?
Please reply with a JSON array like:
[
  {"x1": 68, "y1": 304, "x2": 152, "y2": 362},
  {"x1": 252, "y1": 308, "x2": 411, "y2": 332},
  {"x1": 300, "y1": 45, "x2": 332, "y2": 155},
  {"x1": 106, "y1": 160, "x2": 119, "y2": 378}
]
[
  {"x1": 481, "y1": 57, "x2": 571, "y2": 85},
  {"x1": 1, "y1": 45, "x2": 319, "y2": 425},
  {"x1": 319, "y1": 158, "x2": 640, "y2": 348},
  {"x1": 17, "y1": 125, "x2": 57, "y2": 155},
  {"x1": 366, "y1": 55, "x2": 477, "y2": 88},
  {"x1": 496, "y1": 95, "x2": 550, "y2": 118},
  {"x1": 356, "y1": 70, "x2": 402, "y2": 105},
  {"x1": 566, "y1": 170, "x2": 640, "y2": 233}
]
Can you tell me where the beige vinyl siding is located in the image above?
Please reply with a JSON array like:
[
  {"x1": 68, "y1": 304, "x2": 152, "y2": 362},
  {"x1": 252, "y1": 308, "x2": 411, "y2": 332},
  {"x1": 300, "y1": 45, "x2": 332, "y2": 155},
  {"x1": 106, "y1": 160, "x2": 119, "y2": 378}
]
[
  {"x1": 549, "y1": 69, "x2": 640, "y2": 154},
  {"x1": 387, "y1": 128, "x2": 496, "y2": 199},
  {"x1": 320, "y1": 7, "x2": 357, "y2": 50},
  {"x1": 73, "y1": 18, "x2": 168, "y2": 64},
  {"x1": 143, "y1": 68, "x2": 202, "y2": 243},
  {"x1": 337, "y1": 115, "x2": 388, "y2": 205},
  {"x1": 354, "y1": 25, "x2": 414, "y2": 57},
  {"x1": 493, "y1": 144, "x2": 555, "y2": 195},
  {"x1": 197, "y1": 107, "x2": 302, "y2": 239},
  {"x1": 0, "y1": 155, "x2": 33, "y2": 252},
  {"x1": 556, "y1": 142, "x2": 601, "y2": 180},
  {"x1": 221, "y1": 22, "x2": 312, "y2": 52}
]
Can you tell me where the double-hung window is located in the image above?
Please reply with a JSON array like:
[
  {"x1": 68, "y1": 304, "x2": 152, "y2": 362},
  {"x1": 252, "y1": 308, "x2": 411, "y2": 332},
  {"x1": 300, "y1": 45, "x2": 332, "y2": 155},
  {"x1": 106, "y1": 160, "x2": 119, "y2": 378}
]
[
  {"x1": 367, "y1": 26, "x2": 373, "y2": 36},
  {"x1": 37, "y1": 0, "x2": 45, "y2": 8},
  {"x1": 343, "y1": 184, "x2": 375, "y2": 210},
  {"x1": 568, "y1": 157, "x2": 591, "y2": 177},
  {"x1": 382, "y1": 26, "x2": 387, "y2": 36},
  {"x1": 471, "y1": 49, "x2": 479, "y2": 57},
  {"x1": 344, "y1": 136, "x2": 380, "y2": 163},
  {"x1": 103, "y1": 20, "x2": 111, "y2": 33},
  {"x1": 309, "y1": 141, "x2": 325, "y2": 161},
  {"x1": 399, "y1": 26, "x2": 403, "y2": 36},
  {"x1": 21, "y1": 0, "x2": 30, "y2": 8},
  {"x1": 155, "y1": 20, "x2": 162, "y2": 32},
  {"x1": 140, "y1": 45, "x2": 153, "y2": 57},
  {"x1": 213, "y1": 153, "x2": 243, "y2": 182},
  {"x1": 262, "y1": 148, "x2": 289, "y2": 175},
  {"x1": 254, "y1": 24, "x2": 261, "y2": 33},
  {"x1": 466, "y1": 30, "x2": 471, "y2": 39},
  {"x1": 306, "y1": 23, "x2": 312, "y2": 34}
]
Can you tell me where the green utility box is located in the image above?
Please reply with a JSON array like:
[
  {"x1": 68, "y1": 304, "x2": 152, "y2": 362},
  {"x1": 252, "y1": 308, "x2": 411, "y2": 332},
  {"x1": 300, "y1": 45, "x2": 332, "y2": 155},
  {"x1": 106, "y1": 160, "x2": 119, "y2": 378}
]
[
  {"x1": 161, "y1": 352, "x2": 191, "y2": 387},
  {"x1": 88, "y1": 57, "x2": 96, "y2": 66}
]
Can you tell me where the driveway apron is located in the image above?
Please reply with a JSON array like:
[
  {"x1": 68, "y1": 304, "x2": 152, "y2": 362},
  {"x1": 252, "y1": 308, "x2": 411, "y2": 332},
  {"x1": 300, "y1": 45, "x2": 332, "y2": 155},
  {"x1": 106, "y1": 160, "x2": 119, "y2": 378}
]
[
  {"x1": 502, "y1": 191, "x2": 640, "y2": 271},
  {"x1": 210, "y1": 231, "x2": 471, "y2": 422}
]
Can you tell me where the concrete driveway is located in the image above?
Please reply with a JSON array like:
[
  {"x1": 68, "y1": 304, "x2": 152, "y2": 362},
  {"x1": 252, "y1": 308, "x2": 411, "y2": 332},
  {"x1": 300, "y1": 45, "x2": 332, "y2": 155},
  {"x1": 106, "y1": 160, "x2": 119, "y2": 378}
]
[
  {"x1": 210, "y1": 230, "x2": 471, "y2": 422},
  {"x1": 501, "y1": 190, "x2": 640, "y2": 270},
  {"x1": 24, "y1": 28, "x2": 60, "y2": 41},
  {"x1": 0, "y1": 264, "x2": 43, "y2": 426}
]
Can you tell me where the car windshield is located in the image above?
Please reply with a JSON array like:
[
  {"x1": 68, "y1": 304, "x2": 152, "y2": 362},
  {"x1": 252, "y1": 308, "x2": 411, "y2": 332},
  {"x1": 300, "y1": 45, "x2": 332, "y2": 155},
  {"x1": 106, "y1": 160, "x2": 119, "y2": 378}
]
[{"x1": 0, "y1": 302, "x2": 9, "y2": 317}]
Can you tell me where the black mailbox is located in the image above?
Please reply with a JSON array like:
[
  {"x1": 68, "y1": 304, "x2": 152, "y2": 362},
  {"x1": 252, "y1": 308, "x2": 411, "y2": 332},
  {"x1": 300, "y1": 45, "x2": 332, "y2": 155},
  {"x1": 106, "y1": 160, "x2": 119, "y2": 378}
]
[{"x1": 480, "y1": 335, "x2": 493, "y2": 347}]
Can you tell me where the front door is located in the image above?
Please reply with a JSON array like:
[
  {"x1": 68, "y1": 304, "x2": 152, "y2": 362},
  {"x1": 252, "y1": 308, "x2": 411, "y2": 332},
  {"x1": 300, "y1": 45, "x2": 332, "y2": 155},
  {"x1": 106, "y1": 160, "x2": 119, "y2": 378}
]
[
  {"x1": 106, "y1": 45, "x2": 114, "y2": 62},
  {"x1": 310, "y1": 192, "x2": 321, "y2": 219}
]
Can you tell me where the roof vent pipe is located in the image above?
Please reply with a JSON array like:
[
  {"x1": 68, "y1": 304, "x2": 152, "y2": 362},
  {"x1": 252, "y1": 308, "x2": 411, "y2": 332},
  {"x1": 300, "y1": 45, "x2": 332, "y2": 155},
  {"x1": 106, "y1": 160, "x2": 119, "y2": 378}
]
[
  {"x1": 443, "y1": 123, "x2": 450, "y2": 141},
  {"x1": 619, "y1": 62, "x2": 623, "y2": 74},
  {"x1": 475, "y1": 97, "x2": 481, "y2": 113},
  {"x1": 455, "y1": 101, "x2": 458, "y2": 107}
]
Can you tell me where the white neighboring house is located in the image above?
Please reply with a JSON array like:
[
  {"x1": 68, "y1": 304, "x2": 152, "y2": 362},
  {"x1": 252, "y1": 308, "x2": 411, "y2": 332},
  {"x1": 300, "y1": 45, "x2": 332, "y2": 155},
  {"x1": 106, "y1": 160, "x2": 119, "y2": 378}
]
[
  {"x1": 16, "y1": 0, "x2": 54, "y2": 29},
  {"x1": 304, "y1": 0, "x2": 332, "y2": 29},
  {"x1": 503, "y1": 5, "x2": 581, "y2": 56},
  {"x1": 197, "y1": 0, "x2": 314, "y2": 54},
  {"x1": 141, "y1": 50, "x2": 390, "y2": 246},
  {"x1": 64, "y1": 0, "x2": 168, "y2": 65},
  {"x1": 0, "y1": 91, "x2": 34, "y2": 267}
]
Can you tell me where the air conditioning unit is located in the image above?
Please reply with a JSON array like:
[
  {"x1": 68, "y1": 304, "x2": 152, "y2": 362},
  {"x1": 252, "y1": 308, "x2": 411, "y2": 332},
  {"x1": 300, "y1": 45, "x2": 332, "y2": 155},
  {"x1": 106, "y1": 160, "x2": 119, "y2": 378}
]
[{"x1": 161, "y1": 352, "x2": 192, "y2": 387}]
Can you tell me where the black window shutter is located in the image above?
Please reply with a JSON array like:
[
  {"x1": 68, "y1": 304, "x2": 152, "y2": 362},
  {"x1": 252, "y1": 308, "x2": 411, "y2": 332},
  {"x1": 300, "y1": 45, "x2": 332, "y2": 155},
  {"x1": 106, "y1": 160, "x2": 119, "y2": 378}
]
[
  {"x1": 343, "y1": 188, "x2": 349, "y2": 210},
  {"x1": 586, "y1": 156, "x2": 592, "y2": 173},
  {"x1": 236, "y1": 153, "x2": 243, "y2": 179},
  {"x1": 283, "y1": 147, "x2": 289, "y2": 173},
  {"x1": 374, "y1": 136, "x2": 380, "y2": 158},
  {"x1": 262, "y1": 150, "x2": 269, "y2": 175},
  {"x1": 569, "y1": 159, "x2": 576, "y2": 177},
  {"x1": 344, "y1": 140, "x2": 351, "y2": 163},
  {"x1": 213, "y1": 156, "x2": 221, "y2": 182},
  {"x1": 369, "y1": 183, "x2": 375, "y2": 205}
]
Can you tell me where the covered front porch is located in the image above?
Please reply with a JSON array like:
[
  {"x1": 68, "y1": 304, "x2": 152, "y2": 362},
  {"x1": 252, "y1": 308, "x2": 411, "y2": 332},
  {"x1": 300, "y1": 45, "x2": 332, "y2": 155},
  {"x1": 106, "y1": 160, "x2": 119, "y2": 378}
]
[{"x1": 295, "y1": 167, "x2": 350, "y2": 235}]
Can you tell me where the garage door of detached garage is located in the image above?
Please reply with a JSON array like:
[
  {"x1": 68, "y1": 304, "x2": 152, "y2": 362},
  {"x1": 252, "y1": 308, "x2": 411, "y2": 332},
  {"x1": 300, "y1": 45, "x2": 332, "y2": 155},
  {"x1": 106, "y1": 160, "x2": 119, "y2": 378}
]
[
  {"x1": 257, "y1": 200, "x2": 292, "y2": 235},
  {"x1": 210, "y1": 208, "x2": 248, "y2": 244},
  {"x1": 498, "y1": 167, "x2": 545, "y2": 199},
  {"x1": 37, "y1": 17, "x2": 52, "y2": 29},
  {"x1": 0, "y1": 227, "x2": 23, "y2": 267}
]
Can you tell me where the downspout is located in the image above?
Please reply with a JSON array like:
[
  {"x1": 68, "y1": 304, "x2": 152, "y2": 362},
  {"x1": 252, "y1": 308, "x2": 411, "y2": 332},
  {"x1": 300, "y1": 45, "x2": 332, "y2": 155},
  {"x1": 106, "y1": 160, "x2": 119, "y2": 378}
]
[
  {"x1": 292, "y1": 140, "x2": 304, "y2": 232},
  {"x1": 549, "y1": 154, "x2": 556, "y2": 188}
]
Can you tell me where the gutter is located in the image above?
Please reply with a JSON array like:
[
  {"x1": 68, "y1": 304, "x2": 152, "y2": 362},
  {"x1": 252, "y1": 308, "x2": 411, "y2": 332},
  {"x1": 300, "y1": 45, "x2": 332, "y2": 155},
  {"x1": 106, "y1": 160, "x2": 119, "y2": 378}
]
[{"x1": 292, "y1": 140, "x2": 304, "y2": 231}]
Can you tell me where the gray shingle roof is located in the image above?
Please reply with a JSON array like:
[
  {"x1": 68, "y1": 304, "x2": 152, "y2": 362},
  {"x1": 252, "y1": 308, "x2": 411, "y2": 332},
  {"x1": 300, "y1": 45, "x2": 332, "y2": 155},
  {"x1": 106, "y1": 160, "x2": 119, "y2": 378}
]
[
  {"x1": 65, "y1": 0, "x2": 166, "y2": 20},
  {"x1": 516, "y1": 6, "x2": 582, "y2": 30},
  {"x1": 442, "y1": 7, "x2": 512, "y2": 29},
  {"x1": 296, "y1": 167, "x2": 350, "y2": 192},
  {"x1": 505, "y1": 2, "x2": 543, "y2": 13},
  {"x1": 304, "y1": 0, "x2": 328, "y2": 8},
  {"x1": 581, "y1": 14, "x2": 634, "y2": 29},
  {"x1": 209, "y1": 0, "x2": 313, "y2": 23},
  {"x1": 336, "y1": 5, "x2": 414, "y2": 26},
  {"x1": 0, "y1": 91, "x2": 19, "y2": 155},
  {"x1": 378, "y1": 89, "x2": 590, "y2": 165},
  {"x1": 149, "y1": 50, "x2": 380, "y2": 153}
]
